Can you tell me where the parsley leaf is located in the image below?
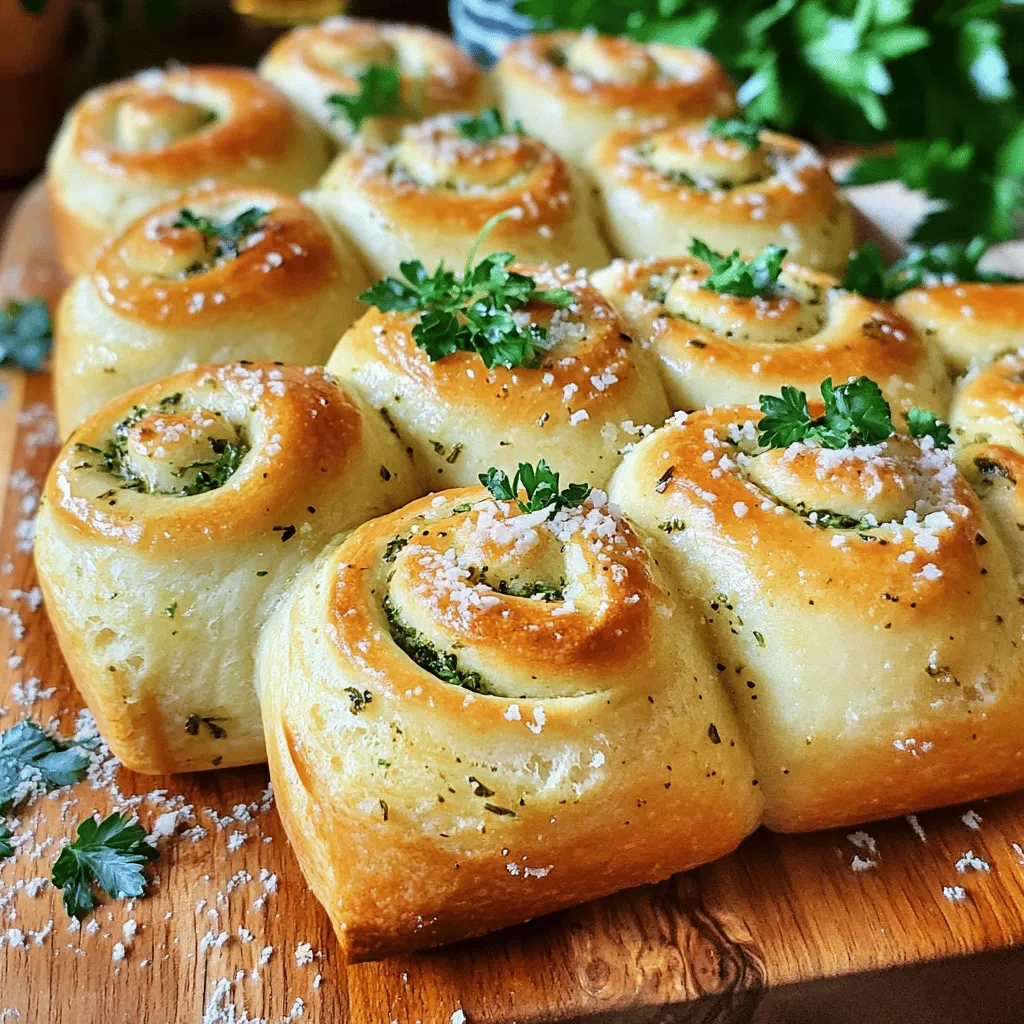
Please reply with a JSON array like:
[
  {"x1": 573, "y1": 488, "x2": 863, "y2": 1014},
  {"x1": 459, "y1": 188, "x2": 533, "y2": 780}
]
[
  {"x1": 906, "y1": 407, "x2": 953, "y2": 449},
  {"x1": 690, "y1": 238, "x2": 787, "y2": 298},
  {"x1": 480, "y1": 459, "x2": 591, "y2": 517},
  {"x1": 51, "y1": 812, "x2": 158, "y2": 918},
  {"x1": 0, "y1": 822, "x2": 12, "y2": 861},
  {"x1": 326, "y1": 64, "x2": 407, "y2": 131},
  {"x1": 757, "y1": 377, "x2": 894, "y2": 450},
  {"x1": 174, "y1": 207, "x2": 267, "y2": 262},
  {"x1": 456, "y1": 107, "x2": 523, "y2": 142},
  {"x1": 358, "y1": 212, "x2": 574, "y2": 369},
  {"x1": 0, "y1": 721, "x2": 91, "y2": 815},
  {"x1": 707, "y1": 116, "x2": 761, "y2": 150},
  {"x1": 0, "y1": 298, "x2": 52, "y2": 372},
  {"x1": 841, "y1": 242, "x2": 893, "y2": 299}
]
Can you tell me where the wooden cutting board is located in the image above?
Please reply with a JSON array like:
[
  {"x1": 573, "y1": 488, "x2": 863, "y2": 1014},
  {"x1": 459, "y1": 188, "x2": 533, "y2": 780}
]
[{"x1": 3, "y1": 180, "x2": 1024, "y2": 1024}]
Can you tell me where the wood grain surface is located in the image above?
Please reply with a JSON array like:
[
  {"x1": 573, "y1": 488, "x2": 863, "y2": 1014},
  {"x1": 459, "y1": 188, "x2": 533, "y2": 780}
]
[{"x1": 2, "y1": 180, "x2": 1024, "y2": 1024}]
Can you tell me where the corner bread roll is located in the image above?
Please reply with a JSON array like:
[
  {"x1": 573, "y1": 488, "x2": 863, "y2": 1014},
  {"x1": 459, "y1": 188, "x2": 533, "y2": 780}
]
[
  {"x1": 610, "y1": 407, "x2": 1024, "y2": 832},
  {"x1": 54, "y1": 186, "x2": 370, "y2": 437},
  {"x1": 494, "y1": 31, "x2": 735, "y2": 166},
  {"x1": 895, "y1": 279, "x2": 1024, "y2": 372},
  {"x1": 259, "y1": 17, "x2": 490, "y2": 147},
  {"x1": 314, "y1": 112, "x2": 609, "y2": 276},
  {"x1": 592, "y1": 255, "x2": 948, "y2": 416},
  {"x1": 327, "y1": 265, "x2": 670, "y2": 489},
  {"x1": 34, "y1": 363, "x2": 418, "y2": 775},
  {"x1": 257, "y1": 485, "x2": 761, "y2": 961},
  {"x1": 591, "y1": 121, "x2": 853, "y2": 274},
  {"x1": 47, "y1": 67, "x2": 331, "y2": 275}
]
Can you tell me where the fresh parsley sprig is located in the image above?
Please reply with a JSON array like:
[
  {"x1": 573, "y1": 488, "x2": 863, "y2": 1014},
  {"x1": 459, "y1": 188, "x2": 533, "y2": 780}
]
[
  {"x1": 707, "y1": 116, "x2": 761, "y2": 150},
  {"x1": 174, "y1": 207, "x2": 267, "y2": 261},
  {"x1": 0, "y1": 298, "x2": 52, "y2": 372},
  {"x1": 359, "y1": 211, "x2": 574, "y2": 369},
  {"x1": 690, "y1": 238, "x2": 787, "y2": 298},
  {"x1": 51, "y1": 812, "x2": 158, "y2": 919},
  {"x1": 758, "y1": 377, "x2": 951, "y2": 450},
  {"x1": 0, "y1": 721, "x2": 91, "y2": 815},
  {"x1": 455, "y1": 107, "x2": 525, "y2": 142},
  {"x1": 0, "y1": 821, "x2": 12, "y2": 861},
  {"x1": 480, "y1": 459, "x2": 591, "y2": 517},
  {"x1": 326, "y1": 64, "x2": 409, "y2": 131}
]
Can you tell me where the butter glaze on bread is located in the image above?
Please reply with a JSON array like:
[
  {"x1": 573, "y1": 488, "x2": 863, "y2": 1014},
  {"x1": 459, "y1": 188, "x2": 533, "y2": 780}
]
[
  {"x1": 54, "y1": 186, "x2": 370, "y2": 436},
  {"x1": 326, "y1": 265, "x2": 670, "y2": 490},
  {"x1": 257, "y1": 485, "x2": 761, "y2": 961},
  {"x1": 591, "y1": 255, "x2": 949, "y2": 416},
  {"x1": 34, "y1": 363, "x2": 418, "y2": 774},
  {"x1": 259, "y1": 17, "x2": 490, "y2": 147},
  {"x1": 592, "y1": 123, "x2": 854, "y2": 273},
  {"x1": 610, "y1": 408, "x2": 1024, "y2": 832},
  {"x1": 47, "y1": 67, "x2": 331, "y2": 275},
  {"x1": 495, "y1": 32, "x2": 735, "y2": 166},
  {"x1": 314, "y1": 113, "x2": 610, "y2": 277}
]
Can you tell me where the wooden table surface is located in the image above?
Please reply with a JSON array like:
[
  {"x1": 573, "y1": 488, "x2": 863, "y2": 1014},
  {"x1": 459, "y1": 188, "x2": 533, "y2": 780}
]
[{"x1": 2, "y1": 181, "x2": 1024, "y2": 1024}]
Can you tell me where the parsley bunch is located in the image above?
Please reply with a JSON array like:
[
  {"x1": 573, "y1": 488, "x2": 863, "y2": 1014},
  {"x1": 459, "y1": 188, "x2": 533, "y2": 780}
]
[
  {"x1": 757, "y1": 376, "x2": 951, "y2": 450},
  {"x1": 0, "y1": 720, "x2": 91, "y2": 814},
  {"x1": 517, "y1": 1, "x2": 1024, "y2": 244},
  {"x1": 0, "y1": 298, "x2": 52, "y2": 372},
  {"x1": 51, "y1": 812, "x2": 158, "y2": 918},
  {"x1": 690, "y1": 238, "x2": 786, "y2": 297},
  {"x1": 326, "y1": 64, "x2": 410, "y2": 131},
  {"x1": 456, "y1": 107, "x2": 524, "y2": 142},
  {"x1": 174, "y1": 207, "x2": 267, "y2": 262},
  {"x1": 842, "y1": 239, "x2": 1020, "y2": 300},
  {"x1": 359, "y1": 212, "x2": 574, "y2": 369},
  {"x1": 707, "y1": 116, "x2": 762, "y2": 150},
  {"x1": 480, "y1": 459, "x2": 591, "y2": 516}
]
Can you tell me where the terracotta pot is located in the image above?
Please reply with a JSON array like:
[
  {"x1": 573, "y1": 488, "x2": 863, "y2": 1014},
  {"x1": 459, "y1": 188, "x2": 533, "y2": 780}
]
[{"x1": 0, "y1": 0, "x2": 70, "y2": 180}]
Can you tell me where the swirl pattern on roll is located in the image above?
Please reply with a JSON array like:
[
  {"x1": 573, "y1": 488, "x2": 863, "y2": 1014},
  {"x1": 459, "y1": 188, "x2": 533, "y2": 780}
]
[
  {"x1": 315, "y1": 113, "x2": 610, "y2": 275},
  {"x1": 591, "y1": 122, "x2": 854, "y2": 273},
  {"x1": 610, "y1": 406, "x2": 1024, "y2": 832},
  {"x1": 326, "y1": 265, "x2": 671, "y2": 489},
  {"x1": 494, "y1": 31, "x2": 735, "y2": 166},
  {"x1": 46, "y1": 66, "x2": 331, "y2": 274},
  {"x1": 591, "y1": 255, "x2": 948, "y2": 415},
  {"x1": 259, "y1": 17, "x2": 491, "y2": 145},
  {"x1": 54, "y1": 186, "x2": 370, "y2": 436},
  {"x1": 256, "y1": 485, "x2": 760, "y2": 960},
  {"x1": 34, "y1": 362, "x2": 418, "y2": 774}
]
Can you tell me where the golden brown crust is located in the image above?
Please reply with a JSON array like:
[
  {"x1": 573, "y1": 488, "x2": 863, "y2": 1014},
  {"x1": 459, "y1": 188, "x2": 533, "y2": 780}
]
[
  {"x1": 258, "y1": 486, "x2": 761, "y2": 959},
  {"x1": 259, "y1": 17, "x2": 489, "y2": 145},
  {"x1": 592, "y1": 123, "x2": 854, "y2": 273},
  {"x1": 952, "y1": 352, "x2": 1024, "y2": 451},
  {"x1": 591, "y1": 255, "x2": 948, "y2": 416},
  {"x1": 896, "y1": 282, "x2": 1024, "y2": 372},
  {"x1": 609, "y1": 406, "x2": 1024, "y2": 832}
]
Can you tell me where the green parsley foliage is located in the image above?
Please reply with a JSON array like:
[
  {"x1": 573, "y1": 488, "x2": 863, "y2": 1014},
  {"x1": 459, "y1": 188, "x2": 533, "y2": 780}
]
[
  {"x1": 359, "y1": 217, "x2": 574, "y2": 369},
  {"x1": 0, "y1": 821, "x2": 12, "y2": 861},
  {"x1": 326, "y1": 64, "x2": 407, "y2": 131},
  {"x1": 0, "y1": 721, "x2": 91, "y2": 814},
  {"x1": 456, "y1": 107, "x2": 524, "y2": 142},
  {"x1": 690, "y1": 238, "x2": 786, "y2": 297},
  {"x1": 180, "y1": 438, "x2": 247, "y2": 496},
  {"x1": 174, "y1": 206, "x2": 267, "y2": 262},
  {"x1": 707, "y1": 116, "x2": 761, "y2": 150},
  {"x1": 480, "y1": 459, "x2": 591, "y2": 516},
  {"x1": 0, "y1": 298, "x2": 52, "y2": 372},
  {"x1": 905, "y1": 407, "x2": 953, "y2": 449},
  {"x1": 51, "y1": 812, "x2": 158, "y2": 918},
  {"x1": 757, "y1": 376, "x2": 893, "y2": 450},
  {"x1": 840, "y1": 242, "x2": 894, "y2": 299},
  {"x1": 517, "y1": 0, "x2": 1024, "y2": 244}
]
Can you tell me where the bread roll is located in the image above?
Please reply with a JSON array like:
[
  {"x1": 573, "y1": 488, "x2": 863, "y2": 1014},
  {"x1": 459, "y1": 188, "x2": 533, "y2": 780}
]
[
  {"x1": 895, "y1": 280, "x2": 1024, "y2": 372},
  {"x1": 610, "y1": 406, "x2": 1024, "y2": 832},
  {"x1": 47, "y1": 67, "x2": 331, "y2": 275},
  {"x1": 951, "y1": 352, "x2": 1024, "y2": 451},
  {"x1": 591, "y1": 255, "x2": 948, "y2": 417},
  {"x1": 591, "y1": 122, "x2": 854, "y2": 273},
  {"x1": 494, "y1": 31, "x2": 735, "y2": 166},
  {"x1": 33, "y1": 363, "x2": 418, "y2": 774},
  {"x1": 314, "y1": 112, "x2": 610, "y2": 276},
  {"x1": 259, "y1": 17, "x2": 490, "y2": 147},
  {"x1": 257, "y1": 484, "x2": 761, "y2": 960},
  {"x1": 54, "y1": 186, "x2": 370, "y2": 437},
  {"x1": 326, "y1": 264, "x2": 670, "y2": 489}
]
